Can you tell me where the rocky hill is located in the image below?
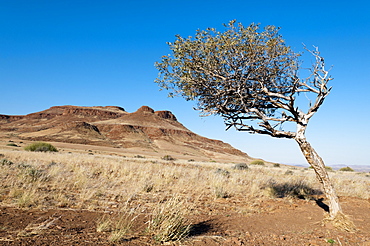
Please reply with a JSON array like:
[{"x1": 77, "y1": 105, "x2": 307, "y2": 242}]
[{"x1": 0, "y1": 105, "x2": 250, "y2": 161}]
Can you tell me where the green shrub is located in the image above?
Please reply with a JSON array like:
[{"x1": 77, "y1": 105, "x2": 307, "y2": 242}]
[
  {"x1": 232, "y1": 163, "x2": 249, "y2": 170},
  {"x1": 339, "y1": 166, "x2": 354, "y2": 172},
  {"x1": 6, "y1": 143, "x2": 18, "y2": 147},
  {"x1": 250, "y1": 160, "x2": 265, "y2": 166},
  {"x1": 24, "y1": 142, "x2": 58, "y2": 152},
  {"x1": 162, "y1": 155, "x2": 175, "y2": 161},
  {"x1": 325, "y1": 166, "x2": 333, "y2": 171},
  {"x1": 308, "y1": 165, "x2": 333, "y2": 171}
]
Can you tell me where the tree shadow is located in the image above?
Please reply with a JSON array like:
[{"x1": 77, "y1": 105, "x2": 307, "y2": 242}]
[
  {"x1": 315, "y1": 198, "x2": 330, "y2": 212},
  {"x1": 266, "y1": 179, "x2": 323, "y2": 200},
  {"x1": 189, "y1": 220, "x2": 213, "y2": 236},
  {"x1": 265, "y1": 180, "x2": 331, "y2": 212}
]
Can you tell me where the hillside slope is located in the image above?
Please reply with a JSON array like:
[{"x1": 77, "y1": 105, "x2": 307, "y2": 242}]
[{"x1": 0, "y1": 105, "x2": 250, "y2": 161}]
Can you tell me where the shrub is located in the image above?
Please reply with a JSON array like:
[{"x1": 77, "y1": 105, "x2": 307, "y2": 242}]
[
  {"x1": 162, "y1": 155, "x2": 175, "y2": 161},
  {"x1": 1, "y1": 158, "x2": 13, "y2": 166},
  {"x1": 214, "y1": 186, "x2": 229, "y2": 198},
  {"x1": 325, "y1": 166, "x2": 334, "y2": 171},
  {"x1": 215, "y1": 168, "x2": 230, "y2": 177},
  {"x1": 17, "y1": 163, "x2": 48, "y2": 182},
  {"x1": 273, "y1": 163, "x2": 281, "y2": 168},
  {"x1": 265, "y1": 179, "x2": 322, "y2": 199},
  {"x1": 284, "y1": 170, "x2": 294, "y2": 175},
  {"x1": 250, "y1": 160, "x2": 265, "y2": 166},
  {"x1": 143, "y1": 182, "x2": 154, "y2": 192},
  {"x1": 133, "y1": 155, "x2": 145, "y2": 158},
  {"x1": 24, "y1": 142, "x2": 58, "y2": 152},
  {"x1": 6, "y1": 143, "x2": 18, "y2": 147},
  {"x1": 339, "y1": 166, "x2": 354, "y2": 172},
  {"x1": 232, "y1": 163, "x2": 249, "y2": 170}
]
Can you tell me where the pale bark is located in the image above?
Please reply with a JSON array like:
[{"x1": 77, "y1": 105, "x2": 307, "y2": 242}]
[{"x1": 295, "y1": 132, "x2": 341, "y2": 218}]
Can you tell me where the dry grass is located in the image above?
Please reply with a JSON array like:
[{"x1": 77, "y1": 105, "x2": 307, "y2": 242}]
[
  {"x1": 17, "y1": 215, "x2": 61, "y2": 237},
  {"x1": 323, "y1": 212, "x2": 357, "y2": 233},
  {"x1": 146, "y1": 195, "x2": 192, "y2": 242},
  {"x1": 0, "y1": 148, "x2": 369, "y2": 236},
  {"x1": 107, "y1": 204, "x2": 140, "y2": 242}
]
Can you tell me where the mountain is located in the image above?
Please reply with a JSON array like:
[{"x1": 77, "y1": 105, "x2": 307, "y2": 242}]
[{"x1": 0, "y1": 105, "x2": 250, "y2": 161}]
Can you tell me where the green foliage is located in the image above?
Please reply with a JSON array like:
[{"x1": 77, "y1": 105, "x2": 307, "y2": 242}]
[
  {"x1": 24, "y1": 142, "x2": 58, "y2": 152},
  {"x1": 327, "y1": 239, "x2": 336, "y2": 245},
  {"x1": 250, "y1": 160, "x2": 265, "y2": 166},
  {"x1": 325, "y1": 166, "x2": 334, "y2": 171},
  {"x1": 155, "y1": 20, "x2": 299, "y2": 118},
  {"x1": 339, "y1": 166, "x2": 354, "y2": 172}
]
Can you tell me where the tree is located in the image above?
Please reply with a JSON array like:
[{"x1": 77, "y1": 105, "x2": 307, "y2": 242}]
[{"x1": 155, "y1": 21, "x2": 343, "y2": 220}]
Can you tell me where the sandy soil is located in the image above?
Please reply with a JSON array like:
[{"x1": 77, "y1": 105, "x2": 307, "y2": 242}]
[{"x1": 0, "y1": 197, "x2": 369, "y2": 245}]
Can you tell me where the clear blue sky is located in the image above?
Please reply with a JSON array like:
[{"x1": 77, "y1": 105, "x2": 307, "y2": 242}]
[{"x1": 1, "y1": 0, "x2": 369, "y2": 166}]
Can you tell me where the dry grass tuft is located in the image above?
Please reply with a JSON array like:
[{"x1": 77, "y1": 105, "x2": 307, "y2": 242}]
[
  {"x1": 96, "y1": 215, "x2": 112, "y2": 233},
  {"x1": 96, "y1": 203, "x2": 140, "y2": 242},
  {"x1": 147, "y1": 195, "x2": 192, "y2": 242},
  {"x1": 323, "y1": 212, "x2": 357, "y2": 232}
]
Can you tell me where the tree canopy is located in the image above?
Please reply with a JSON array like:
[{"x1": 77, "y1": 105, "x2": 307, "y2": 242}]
[{"x1": 155, "y1": 21, "x2": 332, "y2": 139}]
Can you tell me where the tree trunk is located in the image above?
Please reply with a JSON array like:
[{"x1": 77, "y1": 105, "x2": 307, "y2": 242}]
[{"x1": 295, "y1": 136, "x2": 342, "y2": 218}]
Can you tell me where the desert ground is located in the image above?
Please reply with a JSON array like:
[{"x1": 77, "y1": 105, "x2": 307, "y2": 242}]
[{"x1": 0, "y1": 139, "x2": 370, "y2": 245}]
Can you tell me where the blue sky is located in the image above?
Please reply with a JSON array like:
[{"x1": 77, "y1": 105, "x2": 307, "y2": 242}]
[{"x1": 1, "y1": 0, "x2": 369, "y2": 166}]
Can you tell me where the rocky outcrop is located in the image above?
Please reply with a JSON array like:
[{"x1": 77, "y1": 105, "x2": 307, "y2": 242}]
[
  {"x1": 155, "y1": 111, "x2": 177, "y2": 121},
  {"x1": 61, "y1": 107, "x2": 125, "y2": 119},
  {"x1": 136, "y1": 106, "x2": 155, "y2": 113}
]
